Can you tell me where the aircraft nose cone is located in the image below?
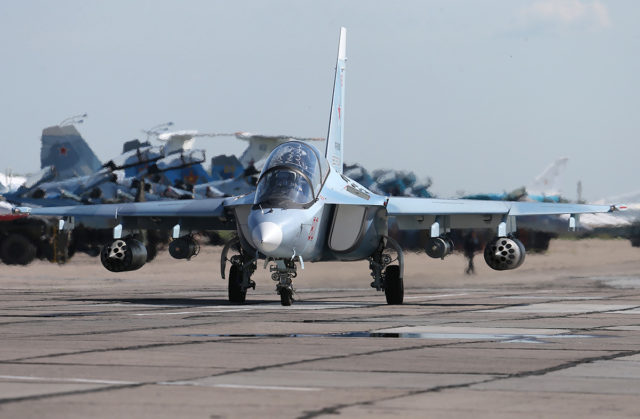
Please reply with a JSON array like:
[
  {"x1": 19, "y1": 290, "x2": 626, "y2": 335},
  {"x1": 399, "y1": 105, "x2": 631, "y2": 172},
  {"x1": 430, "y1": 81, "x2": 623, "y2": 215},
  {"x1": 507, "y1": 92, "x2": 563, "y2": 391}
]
[{"x1": 251, "y1": 222, "x2": 283, "y2": 253}]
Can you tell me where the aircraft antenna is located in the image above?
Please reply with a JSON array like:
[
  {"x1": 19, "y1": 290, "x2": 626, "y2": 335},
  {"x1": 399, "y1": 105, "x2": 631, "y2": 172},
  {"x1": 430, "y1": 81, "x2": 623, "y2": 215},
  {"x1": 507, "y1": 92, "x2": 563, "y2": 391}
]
[
  {"x1": 59, "y1": 113, "x2": 88, "y2": 126},
  {"x1": 577, "y1": 181, "x2": 583, "y2": 203},
  {"x1": 142, "y1": 122, "x2": 174, "y2": 140}
]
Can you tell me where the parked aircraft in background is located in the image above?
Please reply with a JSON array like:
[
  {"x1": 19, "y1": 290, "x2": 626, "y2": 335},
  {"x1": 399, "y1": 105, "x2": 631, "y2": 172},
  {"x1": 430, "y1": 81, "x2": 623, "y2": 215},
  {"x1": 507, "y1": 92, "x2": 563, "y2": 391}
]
[
  {"x1": 565, "y1": 190, "x2": 640, "y2": 246},
  {"x1": 40, "y1": 123, "x2": 102, "y2": 180},
  {"x1": 233, "y1": 131, "x2": 324, "y2": 170},
  {"x1": 0, "y1": 172, "x2": 27, "y2": 194},
  {"x1": 526, "y1": 157, "x2": 568, "y2": 202},
  {"x1": 462, "y1": 157, "x2": 569, "y2": 203},
  {"x1": 23, "y1": 28, "x2": 620, "y2": 306},
  {"x1": 343, "y1": 163, "x2": 433, "y2": 198}
]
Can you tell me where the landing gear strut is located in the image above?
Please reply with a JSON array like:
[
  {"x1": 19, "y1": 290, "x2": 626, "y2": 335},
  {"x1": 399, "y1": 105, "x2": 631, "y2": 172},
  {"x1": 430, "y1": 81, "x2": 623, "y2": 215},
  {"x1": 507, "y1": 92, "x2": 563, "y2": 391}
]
[
  {"x1": 271, "y1": 259, "x2": 297, "y2": 306},
  {"x1": 368, "y1": 236, "x2": 405, "y2": 305},
  {"x1": 221, "y1": 238, "x2": 256, "y2": 304}
]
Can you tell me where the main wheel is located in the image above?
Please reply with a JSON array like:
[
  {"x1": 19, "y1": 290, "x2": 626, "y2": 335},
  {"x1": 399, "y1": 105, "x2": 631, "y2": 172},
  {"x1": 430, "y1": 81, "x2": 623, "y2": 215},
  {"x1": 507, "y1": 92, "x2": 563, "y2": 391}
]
[
  {"x1": 228, "y1": 265, "x2": 246, "y2": 303},
  {"x1": 384, "y1": 265, "x2": 403, "y2": 305},
  {"x1": 279, "y1": 287, "x2": 293, "y2": 306},
  {"x1": 1, "y1": 234, "x2": 37, "y2": 265}
]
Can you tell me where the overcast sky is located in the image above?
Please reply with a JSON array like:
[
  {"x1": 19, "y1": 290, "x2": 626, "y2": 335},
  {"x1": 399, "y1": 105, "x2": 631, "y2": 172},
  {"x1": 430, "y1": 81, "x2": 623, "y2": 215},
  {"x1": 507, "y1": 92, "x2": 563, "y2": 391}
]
[{"x1": 1, "y1": 0, "x2": 638, "y2": 201}]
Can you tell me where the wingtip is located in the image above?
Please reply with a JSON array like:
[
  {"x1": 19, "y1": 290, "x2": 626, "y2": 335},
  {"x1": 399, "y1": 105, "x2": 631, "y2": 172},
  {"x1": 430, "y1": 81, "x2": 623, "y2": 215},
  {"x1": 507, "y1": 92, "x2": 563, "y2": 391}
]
[{"x1": 610, "y1": 204, "x2": 628, "y2": 212}]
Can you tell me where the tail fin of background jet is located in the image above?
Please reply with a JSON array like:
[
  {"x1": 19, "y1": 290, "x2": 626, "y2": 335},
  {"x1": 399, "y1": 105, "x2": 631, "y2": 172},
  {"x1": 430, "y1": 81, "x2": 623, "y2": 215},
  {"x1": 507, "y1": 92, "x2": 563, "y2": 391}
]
[
  {"x1": 40, "y1": 125, "x2": 102, "y2": 180},
  {"x1": 234, "y1": 132, "x2": 324, "y2": 169},
  {"x1": 325, "y1": 27, "x2": 346, "y2": 174},
  {"x1": 527, "y1": 157, "x2": 569, "y2": 199}
]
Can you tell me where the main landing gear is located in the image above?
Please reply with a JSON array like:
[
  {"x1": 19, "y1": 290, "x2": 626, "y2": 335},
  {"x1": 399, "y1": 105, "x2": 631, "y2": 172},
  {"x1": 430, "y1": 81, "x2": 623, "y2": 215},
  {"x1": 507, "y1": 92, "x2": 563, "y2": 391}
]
[
  {"x1": 221, "y1": 238, "x2": 256, "y2": 304},
  {"x1": 368, "y1": 236, "x2": 405, "y2": 305},
  {"x1": 221, "y1": 238, "x2": 300, "y2": 306}
]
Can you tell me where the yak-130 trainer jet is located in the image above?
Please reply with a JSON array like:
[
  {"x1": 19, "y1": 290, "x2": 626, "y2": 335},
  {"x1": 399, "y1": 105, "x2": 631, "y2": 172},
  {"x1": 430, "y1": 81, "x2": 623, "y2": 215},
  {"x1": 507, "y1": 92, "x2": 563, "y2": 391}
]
[{"x1": 21, "y1": 28, "x2": 622, "y2": 306}]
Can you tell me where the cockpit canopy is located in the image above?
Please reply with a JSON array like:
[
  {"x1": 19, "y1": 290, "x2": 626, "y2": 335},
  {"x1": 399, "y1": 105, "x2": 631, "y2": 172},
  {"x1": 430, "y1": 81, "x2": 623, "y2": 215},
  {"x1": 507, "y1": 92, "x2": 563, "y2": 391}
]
[{"x1": 255, "y1": 141, "x2": 329, "y2": 208}]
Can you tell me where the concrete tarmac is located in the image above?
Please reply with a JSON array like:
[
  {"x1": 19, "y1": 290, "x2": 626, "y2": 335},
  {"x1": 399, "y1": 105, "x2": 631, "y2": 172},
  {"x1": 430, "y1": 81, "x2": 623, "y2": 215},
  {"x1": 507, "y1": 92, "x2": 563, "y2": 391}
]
[{"x1": 1, "y1": 239, "x2": 640, "y2": 418}]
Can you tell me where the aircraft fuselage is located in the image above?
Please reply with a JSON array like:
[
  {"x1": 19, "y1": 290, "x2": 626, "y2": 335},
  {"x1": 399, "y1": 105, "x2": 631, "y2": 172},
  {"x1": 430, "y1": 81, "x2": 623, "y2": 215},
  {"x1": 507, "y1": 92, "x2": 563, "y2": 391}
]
[{"x1": 242, "y1": 171, "x2": 387, "y2": 263}]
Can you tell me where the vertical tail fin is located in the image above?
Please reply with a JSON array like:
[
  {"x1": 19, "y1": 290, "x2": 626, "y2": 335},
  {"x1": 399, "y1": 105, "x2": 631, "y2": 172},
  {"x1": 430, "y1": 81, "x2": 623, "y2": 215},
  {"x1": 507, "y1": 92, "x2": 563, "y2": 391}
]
[
  {"x1": 40, "y1": 125, "x2": 102, "y2": 180},
  {"x1": 325, "y1": 27, "x2": 346, "y2": 174},
  {"x1": 527, "y1": 157, "x2": 569, "y2": 198}
]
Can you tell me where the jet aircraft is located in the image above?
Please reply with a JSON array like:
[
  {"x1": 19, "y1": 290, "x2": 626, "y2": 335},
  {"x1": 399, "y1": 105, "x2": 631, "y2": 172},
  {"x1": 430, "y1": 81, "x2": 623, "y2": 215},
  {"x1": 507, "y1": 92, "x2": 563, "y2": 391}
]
[
  {"x1": 462, "y1": 157, "x2": 569, "y2": 203},
  {"x1": 23, "y1": 28, "x2": 621, "y2": 306}
]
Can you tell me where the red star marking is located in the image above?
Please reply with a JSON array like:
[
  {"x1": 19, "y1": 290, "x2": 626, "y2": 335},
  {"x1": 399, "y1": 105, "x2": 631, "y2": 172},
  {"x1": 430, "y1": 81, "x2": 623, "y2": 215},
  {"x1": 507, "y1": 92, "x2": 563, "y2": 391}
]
[
  {"x1": 185, "y1": 170, "x2": 198, "y2": 185},
  {"x1": 59, "y1": 147, "x2": 67, "y2": 155}
]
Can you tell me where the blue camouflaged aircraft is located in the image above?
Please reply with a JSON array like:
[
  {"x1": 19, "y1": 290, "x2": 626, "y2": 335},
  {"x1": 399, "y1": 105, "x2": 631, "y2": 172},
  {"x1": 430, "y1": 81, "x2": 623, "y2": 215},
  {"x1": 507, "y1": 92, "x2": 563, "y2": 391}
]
[{"x1": 23, "y1": 28, "x2": 620, "y2": 306}]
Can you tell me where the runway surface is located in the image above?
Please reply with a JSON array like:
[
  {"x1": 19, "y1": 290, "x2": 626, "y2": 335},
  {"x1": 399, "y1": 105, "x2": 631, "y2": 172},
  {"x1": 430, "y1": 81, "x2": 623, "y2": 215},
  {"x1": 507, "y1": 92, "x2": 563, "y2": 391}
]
[{"x1": 1, "y1": 239, "x2": 640, "y2": 418}]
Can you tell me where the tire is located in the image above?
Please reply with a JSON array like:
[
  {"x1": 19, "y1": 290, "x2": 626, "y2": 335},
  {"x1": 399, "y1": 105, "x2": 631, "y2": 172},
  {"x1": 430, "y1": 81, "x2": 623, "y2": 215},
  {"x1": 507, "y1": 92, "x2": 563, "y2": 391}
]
[
  {"x1": 279, "y1": 287, "x2": 293, "y2": 306},
  {"x1": 228, "y1": 265, "x2": 246, "y2": 303},
  {"x1": 384, "y1": 265, "x2": 404, "y2": 305},
  {"x1": 1, "y1": 234, "x2": 37, "y2": 265},
  {"x1": 145, "y1": 243, "x2": 158, "y2": 262}
]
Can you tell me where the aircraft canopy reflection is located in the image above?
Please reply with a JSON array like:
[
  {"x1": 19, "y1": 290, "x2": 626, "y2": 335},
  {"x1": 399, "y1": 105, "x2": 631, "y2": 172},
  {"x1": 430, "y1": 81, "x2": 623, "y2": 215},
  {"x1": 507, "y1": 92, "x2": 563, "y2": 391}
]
[{"x1": 255, "y1": 142, "x2": 329, "y2": 209}]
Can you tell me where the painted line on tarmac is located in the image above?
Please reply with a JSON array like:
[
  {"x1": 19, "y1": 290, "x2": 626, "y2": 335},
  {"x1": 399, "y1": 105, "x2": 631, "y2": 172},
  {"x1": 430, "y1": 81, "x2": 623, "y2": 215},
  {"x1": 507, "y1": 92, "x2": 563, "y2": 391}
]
[
  {"x1": 133, "y1": 303, "x2": 368, "y2": 316},
  {"x1": 0, "y1": 375, "x2": 320, "y2": 392},
  {"x1": 481, "y1": 303, "x2": 638, "y2": 314},
  {"x1": 0, "y1": 375, "x2": 137, "y2": 385},
  {"x1": 404, "y1": 293, "x2": 469, "y2": 300},
  {"x1": 160, "y1": 381, "x2": 320, "y2": 391},
  {"x1": 212, "y1": 383, "x2": 320, "y2": 391},
  {"x1": 134, "y1": 308, "x2": 253, "y2": 316},
  {"x1": 498, "y1": 295, "x2": 601, "y2": 300}
]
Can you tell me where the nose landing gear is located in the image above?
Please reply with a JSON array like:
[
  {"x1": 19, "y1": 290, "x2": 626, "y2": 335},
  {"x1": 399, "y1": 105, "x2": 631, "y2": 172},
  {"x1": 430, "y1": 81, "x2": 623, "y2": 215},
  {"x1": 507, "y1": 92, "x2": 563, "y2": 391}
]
[{"x1": 271, "y1": 259, "x2": 297, "y2": 306}]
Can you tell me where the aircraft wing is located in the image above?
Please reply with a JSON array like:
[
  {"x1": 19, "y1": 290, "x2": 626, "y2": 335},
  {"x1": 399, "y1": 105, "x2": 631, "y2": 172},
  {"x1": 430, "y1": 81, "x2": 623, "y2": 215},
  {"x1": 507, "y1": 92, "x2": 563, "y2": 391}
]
[
  {"x1": 385, "y1": 197, "x2": 613, "y2": 216},
  {"x1": 385, "y1": 197, "x2": 615, "y2": 231},
  {"x1": 25, "y1": 195, "x2": 254, "y2": 230},
  {"x1": 29, "y1": 198, "x2": 228, "y2": 218}
]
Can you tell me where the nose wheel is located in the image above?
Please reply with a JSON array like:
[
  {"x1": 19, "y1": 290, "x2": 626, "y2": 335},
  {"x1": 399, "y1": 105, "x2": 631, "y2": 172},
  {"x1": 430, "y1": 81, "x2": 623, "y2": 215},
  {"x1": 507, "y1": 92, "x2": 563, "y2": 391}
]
[
  {"x1": 271, "y1": 259, "x2": 298, "y2": 306},
  {"x1": 278, "y1": 286, "x2": 294, "y2": 306}
]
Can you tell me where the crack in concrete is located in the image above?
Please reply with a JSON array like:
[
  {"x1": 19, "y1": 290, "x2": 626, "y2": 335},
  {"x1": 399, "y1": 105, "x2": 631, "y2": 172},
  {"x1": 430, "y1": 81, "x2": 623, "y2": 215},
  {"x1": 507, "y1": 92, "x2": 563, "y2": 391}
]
[
  {"x1": 297, "y1": 348, "x2": 640, "y2": 418},
  {"x1": 2, "y1": 288, "x2": 638, "y2": 411},
  {"x1": 0, "y1": 338, "x2": 487, "y2": 405},
  {"x1": 0, "y1": 336, "x2": 257, "y2": 364},
  {"x1": 0, "y1": 382, "x2": 147, "y2": 405}
]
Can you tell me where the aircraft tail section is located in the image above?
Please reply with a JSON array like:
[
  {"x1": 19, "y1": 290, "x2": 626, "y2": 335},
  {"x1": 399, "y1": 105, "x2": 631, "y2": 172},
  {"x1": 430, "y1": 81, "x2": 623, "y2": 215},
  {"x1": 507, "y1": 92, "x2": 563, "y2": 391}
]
[
  {"x1": 527, "y1": 157, "x2": 569, "y2": 198},
  {"x1": 40, "y1": 125, "x2": 102, "y2": 180},
  {"x1": 325, "y1": 27, "x2": 346, "y2": 174}
]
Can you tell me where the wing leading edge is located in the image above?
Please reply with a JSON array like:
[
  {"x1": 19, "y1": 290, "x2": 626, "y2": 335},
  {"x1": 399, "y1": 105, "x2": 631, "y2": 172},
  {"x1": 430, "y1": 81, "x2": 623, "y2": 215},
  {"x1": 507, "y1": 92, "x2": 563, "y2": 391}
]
[
  {"x1": 29, "y1": 198, "x2": 229, "y2": 218},
  {"x1": 384, "y1": 196, "x2": 615, "y2": 231},
  {"x1": 25, "y1": 195, "x2": 256, "y2": 231},
  {"x1": 385, "y1": 197, "x2": 613, "y2": 217}
]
